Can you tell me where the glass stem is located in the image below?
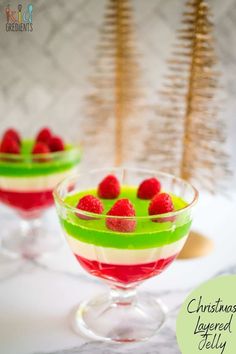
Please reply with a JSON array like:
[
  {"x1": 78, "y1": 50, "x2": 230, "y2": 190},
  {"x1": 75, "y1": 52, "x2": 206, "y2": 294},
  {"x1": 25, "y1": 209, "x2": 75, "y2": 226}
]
[
  {"x1": 110, "y1": 286, "x2": 137, "y2": 306},
  {"x1": 20, "y1": 217, "x2": 41, "y2": 238}
]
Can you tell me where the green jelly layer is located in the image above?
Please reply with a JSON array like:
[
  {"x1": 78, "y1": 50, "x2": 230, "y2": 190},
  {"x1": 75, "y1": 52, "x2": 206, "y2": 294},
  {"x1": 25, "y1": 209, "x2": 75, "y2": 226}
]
[
  {"x1": 60, "y1": 187, "x2": 192, "y2": 249},
  {"x1": 0, "y1": 140, "x2": 81, "y2": 177}
]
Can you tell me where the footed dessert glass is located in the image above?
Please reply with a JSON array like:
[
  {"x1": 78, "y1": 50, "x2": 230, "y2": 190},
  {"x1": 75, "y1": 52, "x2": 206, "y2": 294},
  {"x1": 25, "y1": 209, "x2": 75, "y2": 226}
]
[
  {"x1": 0, "y1": 147, "x2": 81, "y2": 258},
  {"x1": 54, "y1": 168, "x2": 198, "y2": 342}
]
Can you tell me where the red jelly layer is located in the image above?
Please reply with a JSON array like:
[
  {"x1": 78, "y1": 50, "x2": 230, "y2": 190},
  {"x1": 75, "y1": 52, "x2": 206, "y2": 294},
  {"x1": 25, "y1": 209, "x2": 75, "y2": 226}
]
[
  {"x1": 0, "y1": 188, "x2": 54, "y2": 212},
  {"x1": 75, "y1": 254, "x2": 177, "y2": 284}
]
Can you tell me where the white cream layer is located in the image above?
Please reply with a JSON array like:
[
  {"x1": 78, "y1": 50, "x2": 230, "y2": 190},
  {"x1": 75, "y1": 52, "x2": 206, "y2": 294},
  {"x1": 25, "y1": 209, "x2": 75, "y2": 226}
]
[
  {"x1": 66, "y1": 235, "x2": 188, "y2": 265},
  {"x1": 0, "y1": 168, "x2": 77, "y2": 192}
]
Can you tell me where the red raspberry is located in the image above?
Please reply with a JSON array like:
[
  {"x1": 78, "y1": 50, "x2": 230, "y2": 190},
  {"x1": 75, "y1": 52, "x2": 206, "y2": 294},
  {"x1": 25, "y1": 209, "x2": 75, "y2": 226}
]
[
  {"x1": 137, "y1": 177, "x2": 161, "y2": 199},
  {"x1": 106, "y1": 199, "x2": 136, "y2": 232},
  {"x1": 49, "y1": 136, "x2": 65, "y2": 152},
  {"x1": 32, "y1": 142, "x2": 50, "y2": 162},
  {"x1": 2, "y1": 128, "x2": 21, "y2": 145},
  {"x1": 148, "y1": 193, "x2": 175, "y2": 222},
  {"x1": 76, "y1": 195, "x2": 104, "y2": 220},
  {"x1": 36, "y1": 127, "x2": 53, "y2": 145},
  {"x1": 32, "y1": 142, "x2": 50, "y2": 154},
  {"x1": 98, "y1": 175, "x2": 120, "y2": 199},
  {"x1": 0, "y1": 136, "x2": 20, "y2": 154}
]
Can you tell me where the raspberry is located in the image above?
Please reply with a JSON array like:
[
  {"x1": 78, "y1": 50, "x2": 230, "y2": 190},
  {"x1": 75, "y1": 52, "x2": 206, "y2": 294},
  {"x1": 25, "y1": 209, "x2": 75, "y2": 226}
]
[
  {"x1": 137, "y1": 177, "x2": 161, "y2": 199},
  {"x1": 32, "y1": 142, "x2": 50, "y2": 162},
  {"x1": 36, "y1": 127, "x2": 53, "y2": 145},
  {"x1": 148, "y1": 193, "x2": 175, "y2": 222},
  {"x1": 2, "y1": 128, "x2": 21, "y2": 145},
  {"x1": 0, "y1": 136, "x2": 20, "y2": 154},
  {"x1": 106, "y1": 199, "x2": 136, "y2": 232},
  {"x1": 49, "y1": 136, "x2": 65, "y2": 152},
  {"x1": 98, "y1": 175, "x2": 120, "y2": 199},
  {"x1": 32, "y1": 142, "x2": 50, "y2": 154},
  {"x1": 76, "y1": 195, "x2": 104, "y2": 220}
]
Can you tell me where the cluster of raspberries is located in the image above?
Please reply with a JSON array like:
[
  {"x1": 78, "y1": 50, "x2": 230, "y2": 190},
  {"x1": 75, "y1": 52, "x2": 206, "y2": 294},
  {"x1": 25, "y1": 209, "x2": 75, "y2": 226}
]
[
  {"x1": 76, "y1": 175, "x2": 175, "y2": 233},
  {"x1": 0, "y1": 127, "x2": 65, "y2": 157}
]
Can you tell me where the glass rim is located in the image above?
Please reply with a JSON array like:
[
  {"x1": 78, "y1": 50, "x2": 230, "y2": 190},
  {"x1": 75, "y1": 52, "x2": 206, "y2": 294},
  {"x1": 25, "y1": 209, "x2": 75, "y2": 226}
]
[
  {"x1": 0, "y1": 145, "x2": 82, "y2": 162},
  {"x1": 53, "y1": 167, "x2": 199, "y2": 220}
]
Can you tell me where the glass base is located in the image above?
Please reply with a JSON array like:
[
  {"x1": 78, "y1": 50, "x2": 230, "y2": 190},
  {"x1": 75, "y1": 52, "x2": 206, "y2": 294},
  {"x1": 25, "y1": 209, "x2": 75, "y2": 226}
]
[
  {"x1": 1, "y1": 219, "x2": 62, "y2": 259},
  {"x1": 72, "y1": 291, "x2": 167, "y2": 343},
  {"x1": 0, "y1": 252, "x2": 23, "y2": 279}
]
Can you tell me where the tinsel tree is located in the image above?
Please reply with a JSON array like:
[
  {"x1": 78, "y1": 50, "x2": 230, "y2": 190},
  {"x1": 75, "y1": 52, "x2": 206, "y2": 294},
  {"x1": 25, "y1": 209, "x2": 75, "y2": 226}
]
[
  {"x1": 83, "y1": 0, "x2": 145, "y2": 167},
  {"x1": 141, "y1": 0, "x2": 230, "y2": 193}
]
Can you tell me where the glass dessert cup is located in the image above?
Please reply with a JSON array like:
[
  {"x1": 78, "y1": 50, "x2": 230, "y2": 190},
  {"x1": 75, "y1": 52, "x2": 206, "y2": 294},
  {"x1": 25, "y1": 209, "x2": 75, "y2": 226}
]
[
  {"x1": 0, "y1": 147, "x2": 81, "y2": 259},
  {"x1": 54, "y1": 168, "x2": 198, "y2": 342}
]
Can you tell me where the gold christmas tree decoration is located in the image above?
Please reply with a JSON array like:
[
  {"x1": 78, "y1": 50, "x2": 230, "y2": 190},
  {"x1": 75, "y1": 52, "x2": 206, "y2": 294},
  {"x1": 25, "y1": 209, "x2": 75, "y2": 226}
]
[
  {"x1": 83, "y1": 0, "x2": 145, "y2": 167},
  {"x1": 140, "y1": 0, "x2": 230, "y2": 258},
  {"x1": 142, "y1": 0, "x2": 230, "y2": 193}
]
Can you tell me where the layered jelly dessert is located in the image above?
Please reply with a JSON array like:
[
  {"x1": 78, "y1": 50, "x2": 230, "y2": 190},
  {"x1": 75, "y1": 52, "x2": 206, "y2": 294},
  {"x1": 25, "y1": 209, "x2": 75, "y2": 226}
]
[
  {"x1": 58, "y1": 175, "x2": 192, "y2": 285},
  {"x1": 0, "y1": 128, "x2": 80, "y2": 216}
]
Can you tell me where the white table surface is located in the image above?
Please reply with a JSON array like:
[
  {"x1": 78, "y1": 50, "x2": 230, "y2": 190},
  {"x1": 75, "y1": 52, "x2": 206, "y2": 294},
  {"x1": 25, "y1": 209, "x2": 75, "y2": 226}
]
[{"x1": 0, "y1": 192, "x2": 236, "y2": 354}]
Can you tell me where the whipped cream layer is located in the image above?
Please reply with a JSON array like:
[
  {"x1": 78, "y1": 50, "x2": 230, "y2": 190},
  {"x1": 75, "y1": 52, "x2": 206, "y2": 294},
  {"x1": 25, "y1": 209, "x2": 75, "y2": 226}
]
[
  {"x1": 66, "y1": 234, "x2": 188, "y2": 265},
  {"x1": 0, "y1": 167, "x2": 77, "y2": 192}
]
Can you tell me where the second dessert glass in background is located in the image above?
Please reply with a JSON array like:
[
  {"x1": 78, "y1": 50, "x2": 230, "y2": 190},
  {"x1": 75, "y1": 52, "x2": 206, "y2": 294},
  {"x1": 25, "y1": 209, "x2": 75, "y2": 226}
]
[{"x1": 0, "y1": 128, "x2": 81, "y2": 259}]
